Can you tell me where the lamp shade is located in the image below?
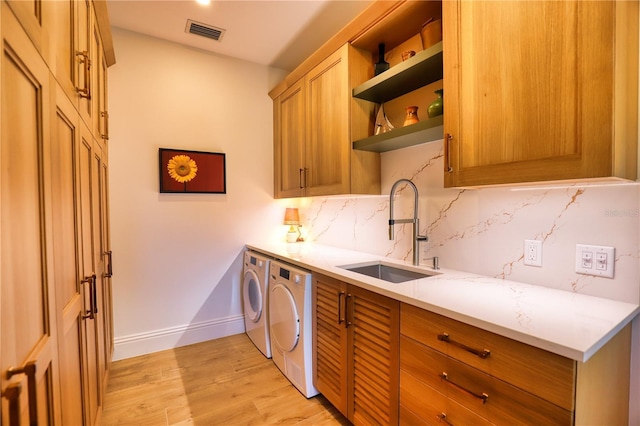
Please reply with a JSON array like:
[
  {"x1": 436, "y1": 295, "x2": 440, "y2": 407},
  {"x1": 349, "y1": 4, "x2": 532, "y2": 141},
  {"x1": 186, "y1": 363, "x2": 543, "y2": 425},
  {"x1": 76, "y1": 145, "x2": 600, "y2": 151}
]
[{"x1": 283, "y1": 208, "x2": 300, "y2": 225}]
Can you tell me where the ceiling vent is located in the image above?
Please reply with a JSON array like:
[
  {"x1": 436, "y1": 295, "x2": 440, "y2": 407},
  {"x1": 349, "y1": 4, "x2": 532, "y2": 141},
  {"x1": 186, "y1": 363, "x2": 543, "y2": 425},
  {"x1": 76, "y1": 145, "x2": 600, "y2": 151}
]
[{"x1": 185, "y1": 19, "x2": 225, "y2": 42}]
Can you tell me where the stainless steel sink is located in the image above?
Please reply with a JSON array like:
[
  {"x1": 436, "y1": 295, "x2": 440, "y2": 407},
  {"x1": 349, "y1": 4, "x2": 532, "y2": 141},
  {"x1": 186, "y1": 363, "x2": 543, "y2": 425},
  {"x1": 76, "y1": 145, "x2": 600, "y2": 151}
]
[{"x1": 339, "y1": 261, "x2": 439, "y2": 283}]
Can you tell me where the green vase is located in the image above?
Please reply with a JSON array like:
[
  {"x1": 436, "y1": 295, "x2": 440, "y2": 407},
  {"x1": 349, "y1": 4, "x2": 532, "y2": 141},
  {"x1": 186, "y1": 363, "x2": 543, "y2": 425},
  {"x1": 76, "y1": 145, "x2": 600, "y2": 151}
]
[{"x1": 427, "y1": 89, "x2": 443, "y2": 118}]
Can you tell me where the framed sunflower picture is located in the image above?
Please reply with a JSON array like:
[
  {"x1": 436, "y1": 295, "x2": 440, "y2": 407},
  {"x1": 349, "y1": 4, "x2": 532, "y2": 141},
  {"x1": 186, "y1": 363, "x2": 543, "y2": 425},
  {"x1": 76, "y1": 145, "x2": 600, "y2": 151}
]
[{"x1": 159, "y1": 148, "x2": 226, "y2": 194}]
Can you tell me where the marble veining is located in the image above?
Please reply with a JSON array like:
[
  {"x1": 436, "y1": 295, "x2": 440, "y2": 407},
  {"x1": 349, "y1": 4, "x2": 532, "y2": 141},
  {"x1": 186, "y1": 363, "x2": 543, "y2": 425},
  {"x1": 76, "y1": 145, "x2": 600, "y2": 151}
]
[{"x1": 288, "y1": 141, "x2": 639, "y2": 305}]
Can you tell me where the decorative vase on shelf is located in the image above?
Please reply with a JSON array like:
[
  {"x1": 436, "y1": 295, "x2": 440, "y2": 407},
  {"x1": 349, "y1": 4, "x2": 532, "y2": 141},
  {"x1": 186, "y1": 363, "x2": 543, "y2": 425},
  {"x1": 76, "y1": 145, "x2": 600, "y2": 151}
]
[
  {"x1": 403, "y1": 106, "x2": 420, "y2": 126},
  {"x1": 374, "y1": 43, "x2": 390, "y2": 76},
  {"x1": 427, "y1": 89, "x2": 443, "y2": 118},
  {"x1": 374, "y1": 103, "x2": 394, "y2": 135}
]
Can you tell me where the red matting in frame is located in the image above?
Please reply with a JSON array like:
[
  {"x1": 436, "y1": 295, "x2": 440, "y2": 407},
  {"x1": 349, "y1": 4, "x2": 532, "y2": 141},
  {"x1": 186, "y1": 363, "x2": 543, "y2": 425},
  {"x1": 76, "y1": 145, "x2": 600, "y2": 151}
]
[{"x1": 159, "y1": 148, "x2": 226, "y2": 193}]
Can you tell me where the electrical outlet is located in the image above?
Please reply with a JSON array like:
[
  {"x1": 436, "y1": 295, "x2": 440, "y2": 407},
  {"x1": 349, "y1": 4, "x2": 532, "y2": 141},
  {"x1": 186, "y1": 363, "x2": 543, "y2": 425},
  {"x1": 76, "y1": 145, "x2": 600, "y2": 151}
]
[
  {"x1": 575, "y1": 244, "x2": 615, "y2": 278},
  {"x1": 524, "y1": 240, "x2": 542, "y2": 267}
]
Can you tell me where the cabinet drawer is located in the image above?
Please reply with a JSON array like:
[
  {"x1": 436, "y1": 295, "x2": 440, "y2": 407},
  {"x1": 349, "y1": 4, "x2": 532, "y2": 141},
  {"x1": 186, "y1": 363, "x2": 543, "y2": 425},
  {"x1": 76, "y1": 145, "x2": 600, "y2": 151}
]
[
  {"x1": 401, "y1": 336, "x2": 573, "y2": 425},
  {"x1": 401, "y1": 304, "x2": 575, "y2": 411},
  {"x1": 401, "y1": 369, "x2": 492, "y2": 426}
]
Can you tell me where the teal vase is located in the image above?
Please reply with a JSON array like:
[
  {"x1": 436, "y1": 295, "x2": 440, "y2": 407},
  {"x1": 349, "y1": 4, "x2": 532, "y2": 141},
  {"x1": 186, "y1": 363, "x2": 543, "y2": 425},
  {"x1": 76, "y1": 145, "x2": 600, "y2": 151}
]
[{"x1": 427, "y1": 89, "x2": 443, "y2": 118}]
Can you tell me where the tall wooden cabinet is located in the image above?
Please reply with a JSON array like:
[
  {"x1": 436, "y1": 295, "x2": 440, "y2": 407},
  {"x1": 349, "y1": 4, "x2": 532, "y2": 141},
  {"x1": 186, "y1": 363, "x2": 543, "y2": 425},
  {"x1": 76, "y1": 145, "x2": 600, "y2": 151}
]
[
  {"x1": 312, "y1": 274, "x2": 400, "y2": 425},
  {"x1": 1, "y1": 1, "x2": 114, "y2": 424},
  {"x1": 443, "y1": 0, "x2": 638, "y2": 187},
  {"x1": 273, "y1": 44, "x2": 380, "y2": 198}
]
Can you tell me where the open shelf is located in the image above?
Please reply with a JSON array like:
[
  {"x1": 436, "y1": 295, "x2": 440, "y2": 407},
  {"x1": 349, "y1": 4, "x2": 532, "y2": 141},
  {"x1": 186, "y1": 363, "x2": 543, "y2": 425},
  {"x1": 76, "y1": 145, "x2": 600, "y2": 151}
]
[
  {"x1": 352, "y1": 115, "x2": 443, "y2": 153},
  {"x1": 352, "y1": 42, "x2": 443, "y2": 104}
]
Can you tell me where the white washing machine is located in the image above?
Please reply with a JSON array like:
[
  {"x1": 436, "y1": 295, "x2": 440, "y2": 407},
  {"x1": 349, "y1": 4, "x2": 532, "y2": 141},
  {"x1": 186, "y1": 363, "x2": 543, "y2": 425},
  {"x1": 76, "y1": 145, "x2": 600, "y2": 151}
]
[
  {"x1": 242, "y1": 251, "x2": 271, "y2": 358},
  {"x1": 269, "y1": 260, "x2": 319, "y2": 398}
]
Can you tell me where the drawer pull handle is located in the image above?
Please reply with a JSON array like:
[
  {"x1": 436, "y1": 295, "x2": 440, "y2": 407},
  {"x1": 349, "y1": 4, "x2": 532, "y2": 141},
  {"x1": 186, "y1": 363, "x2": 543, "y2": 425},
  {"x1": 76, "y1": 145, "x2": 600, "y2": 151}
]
[
  {"x1": 437, "y1": 413, "x2": 454, "y2": 425},
  {"x1": 440, "y1": 372, "x2": 489, "y2": 404},
  {"x1": 438, "y1": 333, "x2": 491, "y2": 359}
]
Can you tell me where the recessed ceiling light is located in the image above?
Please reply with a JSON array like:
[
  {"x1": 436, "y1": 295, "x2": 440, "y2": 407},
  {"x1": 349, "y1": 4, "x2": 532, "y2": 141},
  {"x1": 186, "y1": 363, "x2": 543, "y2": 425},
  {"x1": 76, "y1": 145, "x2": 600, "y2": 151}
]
[{"x1": 196, "y1": 0, "x2": 210, "y2": 5}]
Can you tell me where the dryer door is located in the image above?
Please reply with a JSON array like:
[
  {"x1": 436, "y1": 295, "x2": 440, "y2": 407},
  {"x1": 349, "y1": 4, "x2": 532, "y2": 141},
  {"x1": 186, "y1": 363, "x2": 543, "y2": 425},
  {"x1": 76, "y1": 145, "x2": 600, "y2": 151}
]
[
  {"x1": 243, "y1": 269, "x2": 263, "y2": 322},
  {"x1": 270, "y1": 283, "x2": 300, "y2": 352}
]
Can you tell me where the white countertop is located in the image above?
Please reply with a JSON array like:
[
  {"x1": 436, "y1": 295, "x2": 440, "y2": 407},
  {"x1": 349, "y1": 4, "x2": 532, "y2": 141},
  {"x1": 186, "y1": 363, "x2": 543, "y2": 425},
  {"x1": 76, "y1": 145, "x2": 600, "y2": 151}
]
[{"x1": 247, "y1": 242, "x2": 639, "y2": 363}]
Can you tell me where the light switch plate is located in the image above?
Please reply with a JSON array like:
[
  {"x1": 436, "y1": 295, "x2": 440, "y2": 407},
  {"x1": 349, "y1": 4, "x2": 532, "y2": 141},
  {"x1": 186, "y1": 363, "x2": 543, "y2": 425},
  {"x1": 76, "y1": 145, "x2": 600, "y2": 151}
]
[{"x1": 575, "y1": 244, "x2": 615, "y2": 278}]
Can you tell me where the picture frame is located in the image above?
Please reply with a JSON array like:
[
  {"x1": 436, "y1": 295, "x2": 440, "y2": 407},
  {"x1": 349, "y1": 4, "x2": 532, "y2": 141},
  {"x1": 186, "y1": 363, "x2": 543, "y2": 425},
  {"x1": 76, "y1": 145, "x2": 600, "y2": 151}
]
[{"x1": 159, "y1": 148, "x2": 226, "y2": 194}]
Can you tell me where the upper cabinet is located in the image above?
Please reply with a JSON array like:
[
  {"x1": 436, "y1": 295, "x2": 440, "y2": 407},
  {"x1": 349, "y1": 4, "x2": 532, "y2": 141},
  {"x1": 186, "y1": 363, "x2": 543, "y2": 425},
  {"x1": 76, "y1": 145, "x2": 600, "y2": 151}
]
[
  {"x1": 443, "y1": 1, "x2": 639, "y2": 187},
  {"x1": 273, "y1": 43, "x2": 380, "y2": 199}
]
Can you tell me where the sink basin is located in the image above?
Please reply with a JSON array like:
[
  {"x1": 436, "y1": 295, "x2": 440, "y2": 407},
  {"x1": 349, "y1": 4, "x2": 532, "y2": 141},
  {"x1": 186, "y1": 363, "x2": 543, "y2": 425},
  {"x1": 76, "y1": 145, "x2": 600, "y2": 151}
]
[{"x1": 339, "y1": 261, "x2": 439, "y2": 283}]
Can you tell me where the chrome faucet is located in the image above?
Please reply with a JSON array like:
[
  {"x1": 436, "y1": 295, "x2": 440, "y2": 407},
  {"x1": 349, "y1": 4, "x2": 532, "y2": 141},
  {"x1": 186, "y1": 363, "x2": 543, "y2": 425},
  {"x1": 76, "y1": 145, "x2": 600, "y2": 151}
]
[{"x1": 389, "y1": 179, "x2": 428, "y2": 266}]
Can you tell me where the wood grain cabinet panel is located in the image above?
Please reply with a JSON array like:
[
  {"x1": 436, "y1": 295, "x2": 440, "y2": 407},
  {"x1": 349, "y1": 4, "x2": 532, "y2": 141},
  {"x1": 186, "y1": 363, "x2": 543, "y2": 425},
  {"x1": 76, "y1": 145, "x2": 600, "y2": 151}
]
[
  {"x1": 400, "y1": 303, "x2": 633, "y2": 425},
  {"x1": 1, "y1": 2, "x2": 114, "y2": 424},
  {"x1": 401, "y1": 336, "x2": 573, "y2": 425},
  {"x1": 313, "y1": 274, "x2": 399, "y2": 425},
  {"x1": 443, "y1": 0, "x2": 638, "y2": 187},
  {"x1": 273, "y1": 44, "x2": 380, "y2": 198},
  {"x1": 401, "y1": 304, "x2": 575, "y2": 410}
]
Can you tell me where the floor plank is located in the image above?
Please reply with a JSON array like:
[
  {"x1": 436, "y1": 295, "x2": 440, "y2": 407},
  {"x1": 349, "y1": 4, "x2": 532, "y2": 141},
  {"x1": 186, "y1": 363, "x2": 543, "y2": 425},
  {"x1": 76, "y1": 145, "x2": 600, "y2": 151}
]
[{"x1": 102, "y1": 334, "x2": 350, "y2": 425}]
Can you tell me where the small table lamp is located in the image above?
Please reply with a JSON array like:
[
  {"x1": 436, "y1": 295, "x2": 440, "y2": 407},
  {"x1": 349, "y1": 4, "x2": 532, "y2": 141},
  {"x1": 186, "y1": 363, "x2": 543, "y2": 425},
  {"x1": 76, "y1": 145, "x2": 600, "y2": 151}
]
[{"x1": 284, "y1": 208, "x2": 303, "y2": 243}]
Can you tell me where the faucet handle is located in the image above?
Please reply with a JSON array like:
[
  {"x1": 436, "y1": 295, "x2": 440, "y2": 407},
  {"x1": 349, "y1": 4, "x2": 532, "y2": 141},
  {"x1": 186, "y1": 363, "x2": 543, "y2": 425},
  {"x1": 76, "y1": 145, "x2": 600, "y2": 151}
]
[{"x1": 424, "y1": 256, "x2": 439, "y2": 270}]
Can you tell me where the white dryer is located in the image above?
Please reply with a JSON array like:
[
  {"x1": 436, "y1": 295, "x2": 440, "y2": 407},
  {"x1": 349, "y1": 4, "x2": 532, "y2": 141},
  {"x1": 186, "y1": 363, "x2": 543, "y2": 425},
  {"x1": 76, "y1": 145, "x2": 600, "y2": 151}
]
[
  {"x1": 269, "y1": 260, "x2": 319, "y2": 398},
  {"x1": 242, "y1": 251, "x2": 271, "y2": 358}
]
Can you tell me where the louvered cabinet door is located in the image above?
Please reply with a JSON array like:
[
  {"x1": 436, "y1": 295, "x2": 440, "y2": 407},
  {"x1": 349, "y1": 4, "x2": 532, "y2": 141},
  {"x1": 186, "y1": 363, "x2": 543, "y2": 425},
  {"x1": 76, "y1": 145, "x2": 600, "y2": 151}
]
[
  {"x1": 313, "y1": 275, "x2": 348, "y2": 414},
  {"x1": 349, "y1": 286, "x2": 400, "y2": 426}
]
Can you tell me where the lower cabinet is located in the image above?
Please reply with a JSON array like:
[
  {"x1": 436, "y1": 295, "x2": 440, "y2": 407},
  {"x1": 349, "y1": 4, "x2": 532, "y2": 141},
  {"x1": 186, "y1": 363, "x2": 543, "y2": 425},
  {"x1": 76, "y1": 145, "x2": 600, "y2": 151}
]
[
  {"x1": 400, "y1": 303, "x2": 632, "y2": 425},
  {"x1": 312, "y1": 274, "x2": 400, "y2": 425},
  {"x1": 312, "y1": 277, "x2": 632, "y2": 425}
]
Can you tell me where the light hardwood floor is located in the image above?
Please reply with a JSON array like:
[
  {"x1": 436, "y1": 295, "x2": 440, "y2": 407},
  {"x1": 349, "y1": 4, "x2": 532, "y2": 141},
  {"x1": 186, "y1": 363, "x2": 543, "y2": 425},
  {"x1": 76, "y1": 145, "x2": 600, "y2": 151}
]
[{"x1": 101, "y1": 333, "x2": 350, "y2": 425}]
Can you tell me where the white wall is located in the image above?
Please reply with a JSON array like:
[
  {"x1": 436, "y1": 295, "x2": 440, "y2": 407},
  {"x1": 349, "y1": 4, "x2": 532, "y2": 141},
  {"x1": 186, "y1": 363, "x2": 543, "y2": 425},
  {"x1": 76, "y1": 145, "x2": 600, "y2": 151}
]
[{"x1": 108, "y1": 28, "x2": 288, "y2": 359}]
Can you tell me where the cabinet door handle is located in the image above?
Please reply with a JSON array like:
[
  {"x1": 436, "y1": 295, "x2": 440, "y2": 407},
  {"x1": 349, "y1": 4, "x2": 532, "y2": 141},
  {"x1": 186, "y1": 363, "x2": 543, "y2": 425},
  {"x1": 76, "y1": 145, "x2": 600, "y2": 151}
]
[
  {"x1": 439, "y1": 372, "x2": 489, "y2": 404},
  {"x1": 76, "y1": 51, "x2": 91, "y2": 100},
  {"x1": 345, "y1": 293, "x2": 353, "y2": 328},
  {"x1": 299, "y1": 168, "x2": 308, "y2": 189},
  {"x1": 101, "y1": 111, "x2": 109, "y2": 140},
  {"x1": 81, "y1": 274, "x2": 96, "y2": 319},
  {"x1": 104, "y1": 250, "x2": 113, "y2": 278},
  {"x1": 91, "y1": 273, "x2": 98, "y2": 314},
  {"x1": 338, "y1": 291, "x2": 345, "y2": 324},
  {"x1": 2, "y1": 382, "x2": 22, "y2": 426},
  {"x1": 437, "y1": 413, "x2": 454, "y2": 425},
  {"x1": 444, "y1": 133, "x2": 453, "y2": 173},
  {"x1": 6, "y1": 361, "x2": 38, "y2": 426},
  {"x1": 438, "y1": 333, "x2": 490, "y2": 359}
]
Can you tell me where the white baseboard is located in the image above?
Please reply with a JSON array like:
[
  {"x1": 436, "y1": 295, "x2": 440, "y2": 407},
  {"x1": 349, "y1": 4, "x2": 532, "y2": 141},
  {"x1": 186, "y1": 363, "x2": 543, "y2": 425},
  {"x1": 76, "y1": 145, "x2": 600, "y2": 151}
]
[{"x1": 112, "y1": 314, "x2": 246, "y2": 361}]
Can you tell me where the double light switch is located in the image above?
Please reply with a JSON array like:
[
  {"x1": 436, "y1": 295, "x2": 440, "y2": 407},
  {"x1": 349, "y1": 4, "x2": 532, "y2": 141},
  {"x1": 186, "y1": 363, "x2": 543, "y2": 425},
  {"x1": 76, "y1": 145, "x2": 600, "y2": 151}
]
[{"x1": 575, "y1": 244, "x2": 615, "y2": 278}]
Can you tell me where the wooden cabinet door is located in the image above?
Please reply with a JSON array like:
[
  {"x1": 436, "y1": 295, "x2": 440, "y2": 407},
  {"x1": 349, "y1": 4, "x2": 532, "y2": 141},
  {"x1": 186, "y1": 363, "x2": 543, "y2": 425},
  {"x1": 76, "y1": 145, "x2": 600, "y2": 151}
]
[
  {"x1": 305, "y1": 45, "x2": 350, "y2": 197},
  {"x1": 50, "y1": 84, "x2": 87, "y2": 426},
  {"x1": 313, "y1": 274, "x2": 400, "y2": 425},
  {"x1": 78, "y1": 122, "x2": 102, "y2": 425},
  {"x1": 52, "y1": 0, "x2": 78, "y2": 105},
  {"x1": 349, "y1": 285, "x2": 400, "y2": 426},
  {"x1": 274, "y1": 79, "x2": 306, "y2": 198},
  {"x1": 90, "y1": 139, "x2": 109, "y2": 403},
  {"x1": 0, "y1": 6, "x2": 59, "y2": 424},
  {"x1": 443, "y1": 1, "x2": 637, "y2": 187},
  {"x1": 313, "y1": 275, "x2": 348, "y2": 414}
]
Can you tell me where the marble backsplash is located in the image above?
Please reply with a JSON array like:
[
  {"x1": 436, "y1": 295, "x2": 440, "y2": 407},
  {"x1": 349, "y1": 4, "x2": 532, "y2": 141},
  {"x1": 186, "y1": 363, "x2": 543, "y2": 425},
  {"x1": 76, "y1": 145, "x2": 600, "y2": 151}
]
[{"x1": 291, "y1": 141, "x2": 640, "y2": 305}]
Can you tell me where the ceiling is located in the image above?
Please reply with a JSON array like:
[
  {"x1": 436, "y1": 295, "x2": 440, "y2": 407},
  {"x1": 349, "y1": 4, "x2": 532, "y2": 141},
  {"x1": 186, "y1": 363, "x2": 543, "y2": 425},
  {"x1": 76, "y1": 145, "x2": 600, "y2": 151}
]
[{"x1": 106, "y1": 0, "x2": 374, "y2": 71}]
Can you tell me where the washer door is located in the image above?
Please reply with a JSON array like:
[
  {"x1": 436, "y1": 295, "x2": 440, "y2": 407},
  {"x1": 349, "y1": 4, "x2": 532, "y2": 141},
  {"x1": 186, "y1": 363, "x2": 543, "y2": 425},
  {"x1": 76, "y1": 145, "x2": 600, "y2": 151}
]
[
  {"x1": 243, "y1": 269, "x2": 263, "y2": 323},
  {"x1": 270, "y1": 283, "x2": 300, "y2": 352}
]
